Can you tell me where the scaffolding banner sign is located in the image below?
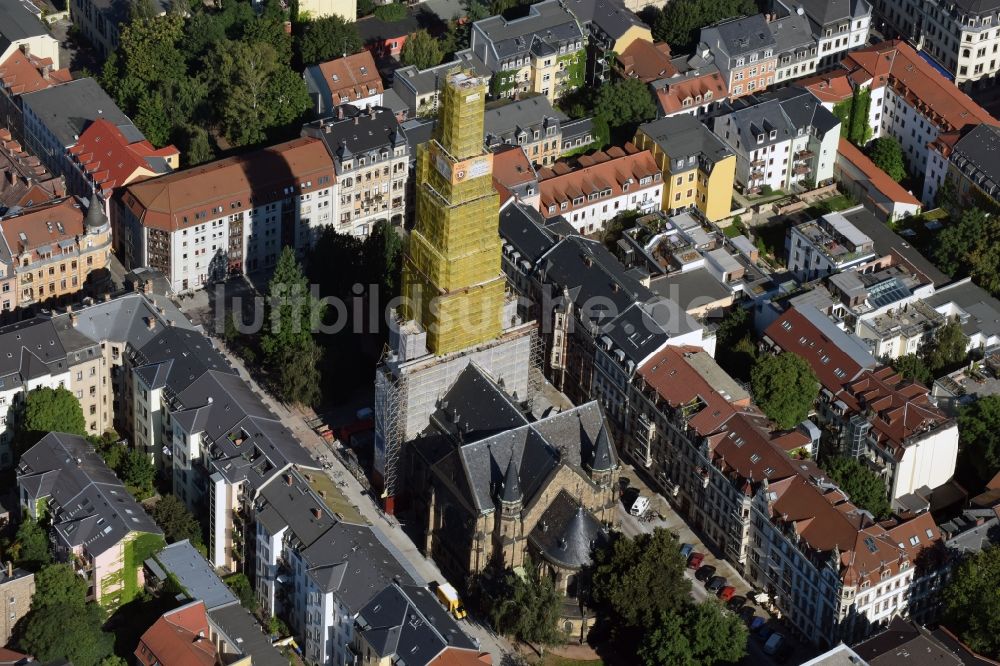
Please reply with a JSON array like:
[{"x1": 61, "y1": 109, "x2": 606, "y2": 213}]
[{"x1": 432, "y1": 145, "x2": 493, "y2": 184}]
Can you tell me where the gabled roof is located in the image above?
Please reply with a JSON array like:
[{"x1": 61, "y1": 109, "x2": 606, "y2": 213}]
[
  {"x1": 0, "y1": 316, "x2": 68, "y2": 386},
  {"x1": 701, "y1": 14, "x2": 774, "y2": 60},
  {"x1": 0, "y1": 196, "x2": 90, "y2": 267},
  {"x1": 17, "y1": 432, "x2": 162, "y2": 556},
  {"x1": 131, "y1": 326, "x2": 234, "y2": 396},
  {"x1": 0, "y1": 0, "x2": 52, "y2": 54},
  {"x1": 617, "y1": 41, "x2": 676, "y2": 84},
  {"x1": 537, "y1": 144, "x2": 660, "y2": 218},
  {"x1": 638, "y1": 113, "x2": 732, "y2": 164},
  {"x1": 21, "y1": 78, "x2": 132, "y2": 149},
  {"x1": 473, "y1": 0, "x2": 584, "y2": 61},
  {"x1": 136, "y1": 600, "x2": 217, "y2": 666},
  {"x1": 0, "y1": 49, "x2": 70, "y2": 97},
  {"x1": 837, "y1": 137, "x2": 921, "y2": 207},
  {"x1": 310, "y1": 51, "x2": 383, "y2": 108},
  {"x1": 67, "y1": 118, "x2": 176, "y2": 196}
]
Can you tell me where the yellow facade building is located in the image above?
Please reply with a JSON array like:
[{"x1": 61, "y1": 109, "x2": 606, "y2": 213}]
[
  {"x1": 633, "y1": 114, "x2": 736, "y2": 222},
  {"x1": 401, "y1": 72, "x2": 506, "y2": 355}
]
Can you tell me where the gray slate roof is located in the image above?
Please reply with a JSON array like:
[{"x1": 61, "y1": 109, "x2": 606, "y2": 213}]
[
  {"x1": 18, "y1": 432, "x2": 161, "y2": 556},
  {"x1": 840, "y1": 206, "x2": 950, "y2": 287},
  {"x1": 0, "y1": 0, "x2": 50, "y2": 55},
  {"x1": 529, "y1": 489, "x2": 607, "y2": 569},
  {"x1": 723, "y1": 87, "x2": 839, "y2": 151},
  {"x1": 649, "y1": 267, "x2": 732, "y2": 313},
  {"x1": 484, "y1": 96, "x2": 565, "y2": 145},
  {"x1": 562, "y1": 0, "x2": 647, "y2": 39},
  {"x1": 150, "y1": 539, "x2": 239, "y2": 611},
  {"x1": 21, "y1": 78, "x2": 133, "y2": 149},
  {"x1": 950, "y1": 124, "x2": 1000, "y2": 199},
  {"x1": 428, "y1": 363, "x2": 529, "y2": 442},
  {"x1": 392, "y1": 49, "x2": 491, "y2": 97},
  {"x1": 924, "y1": 278, "x2": 1000, "y2": 342},
  {"x1": 638, "y1": 113, "x2": 733, "y2": 164},
  {"x1": 301, "y1": 106, "x2": 406, "y2": 167},
  {"x1": 473, "y1": 0, "x2": 584, "y2": 62},
  {"x1": 0, "y1": 317, "x2": 68, "y2": 389},
  {"x1": 701, "y1": 14, "x2": 774, "y2": 62},
  {"x1": 131, "y1": 326, "x2": 234, "y2": 396},
  {"x1": 499, "y1": 200, "x2": 557, "y2": 265},
  {"x1": 355, "y1": 583, "x2": 478, "y2": 664},
  {"x1": 207, "y1": 603, "x2": 287, "y2": 666}
]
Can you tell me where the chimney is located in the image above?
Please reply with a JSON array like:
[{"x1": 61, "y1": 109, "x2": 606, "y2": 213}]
[
  {"x1": 5, "y1": 561, "x2": 11, "y2": 578},
  {"x1": 19, "y1": 43, "x2": 29, "y2": 57},
  {"x1": 146, "y1": 317, "x2": 156, "y2": 331},
  {"x1": 311, "y1": 507, "x2": 322, "y2": 519},
  {"x1": 337, "y1": 106, "x2": 345, "y2": 120},
  {"x1": 354, "y1": 114, "x2": 360, "y2": 125},
  {"x1": 283, "y1": 473, "x2": 293, "y2": 486},
  {"x1": 69, "y1": 312, "x2": 78, "y2": 327}
]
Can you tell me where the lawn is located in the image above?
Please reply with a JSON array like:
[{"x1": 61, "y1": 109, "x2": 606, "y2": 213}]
[{"x1": 304, "y1": 470, "x2": 367, "y2": 525}]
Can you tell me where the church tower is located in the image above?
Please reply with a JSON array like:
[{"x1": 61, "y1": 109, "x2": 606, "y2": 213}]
[{"x1": 401, "y1": 72, "x2": 506, "y2": 355}]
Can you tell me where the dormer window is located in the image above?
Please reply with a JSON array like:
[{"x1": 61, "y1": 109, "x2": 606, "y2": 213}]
[
  {"x1": 757, "y1": 134, "x2": 765, "y2": 143},
  {"x1": 769, "y1": 130, "x2": 777, "y2": 140}
]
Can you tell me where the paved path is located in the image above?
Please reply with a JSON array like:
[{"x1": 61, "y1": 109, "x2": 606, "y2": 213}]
[{"x1": 184, "y1": 298, "x2": 513, "y2": 662}]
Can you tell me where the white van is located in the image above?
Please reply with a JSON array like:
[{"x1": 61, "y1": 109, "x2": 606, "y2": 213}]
[{"x1": 630, "y1": 496, "x2": 650, "y2": 517}]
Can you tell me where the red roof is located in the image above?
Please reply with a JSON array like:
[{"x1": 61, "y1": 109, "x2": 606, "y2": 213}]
[
  {"x1": 617, "y1": 41, "x2": 677, "y2": 84},
  {"x1": 0, "y1": 50, "x2": 71, "y2": 98},
  {"x1": 537, "y1": 144, "x2": 660, "y2": 218},
  {"x1": 655, "y1": 69, "x2": 728, "y2": 115},
  {"x1": 136, "y1": 601, "x2": 216, "y2": 666},
  {"x1": 68, "y1": 118, "x2": 178, "y2": 196},
  {"x1": 837, "y1": 138, "x2": 921, "y2": 207},
  {"x1": 316, "y1": 51, "x2": 383, "y2": 107},
  {"x1": 491, "y1": 145, "x2": 536, "y2": 203},
  {"x1": 0, "y1": 196, "x2": 88, "y2": 262}
]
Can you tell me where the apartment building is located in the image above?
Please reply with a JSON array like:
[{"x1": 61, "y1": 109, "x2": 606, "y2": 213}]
[
  {"x1": 70, "y1": 0, "x2": 168, "y2": 58},
  {"x1": 0, "y1": 196, "x2": 112, "y2": 309},
  {"x1": 562, "y1": 0, "x2": 651, "y2": 86},
  {"x1": 925, "y1": 277, "x2": 1000, "y2": 352},
  {"x1": 714, "y1": 87, "x2": 840, "y2": 194},
  {"x1": 652, "y1": 66, "x2": 729, "y2": 119},
  {"x1": 700, "y1": 15, "x2": 778, "y2": 98},
  {"x1": 0, "y1": 48, "x2": 70, "y2": 142},
  {"x1": 946, "y1": 123, "x2": 1000, "y2": 211},
  {"x1": 0, "y1": 0, "x2": 60, "y2": 70},
  {"x1": 353, "y1": 583, "x2": 488, "y2": 666},
  {"x1": 616, "y1": 40, "x2": 676, "y2": 84},
  {"x1": 536, "y1": 145, "x2": 662, "y2": 233},
  {"x1": 627, "y1": 345, "x2": 946, "y2": 646},
  {"x1": 871, "y1": 0, "x2": 1000, "y2": 88},
  {"x1": 471, "y1": 0, "x2": 587, "y2": 104},
  {"x1": 116, "y1": 137, "x2": 336, "y2": 292},
  {"x1": 0, "y1": 128, "x2": 66, "y2": 215},
  {"x1": 391, "y1": 50, "x2": 492, "y2": 119},
  {"x1": 255, "y1": 468, "x2": 412, "y2": 666},
  {"x1": 836, "y1": 138, "x2": 922, "y2": 223},
  {"x1": 302, "y1": 106, "x2": 409, "y2": 236},
  {"x1": 787, "y1": 210, "x2": 877, "y2": 280},
  {"x1": 634, "y1": 114, "x2": 736, "y2": 222},
  {"x1": 17, "y1": 432, "x2": 163, "y2": 611},
  {"x1": 802, "y1": 41, "x2": 997, "y2": 204},
  {"x1": 775, "y1": 0, "x2": 872, "y2": 71},
  {"x1": 305, "y1": 51, "x2": 384, "y2": 118},
  {"x1": 66, "y1": 118, "x2": 178, "y2": 219},
  {"x1": 0, "y1": 566, "x2": 33, "y2": 645},
  {"x1": 484, "y1": 96, "x2": 567, "y2": 167},
  {"x1": 763, "y1": 305, "x2": 958, "y2": 503},
  {"x1": 145, "y1": 539, "x2": 288, "y2": 666},
  {"x1": 492, "y1": 147, "x2": 540, "y2": 207},
  {"x1": 769, "y1": 9, "x2": 818, "y2": 83}
]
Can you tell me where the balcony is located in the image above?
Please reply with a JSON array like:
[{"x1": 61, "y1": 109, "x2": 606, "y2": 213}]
[
  {"x1": 751, "y1": 158, "x2": 766, "y2": 168},
  {"x1": 793, "y1": 164, "x2": 812, "y2": 176},
  {"x1": 794, "y1": 149, "x2": 814, "y2": 161},
  {"x1": 750, "y1": 169, "x2": 765, "y2": 179}
]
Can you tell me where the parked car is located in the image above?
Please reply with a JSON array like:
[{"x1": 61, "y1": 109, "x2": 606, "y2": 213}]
[
  {"x1": 706, "y1": 576, "x2": 727, "y2": 593},
  {"x1": 695, "y1": 564, "x2": 716, "y2": 581},
  {"x1": 738, "y1": 607, "x2": 756, "y2": 625},
  {"x1": 717, "y1": 586, "x2": 736, "y2": 602},
  {"x1": 630, "y1": 495, "x2": 650, "y2": 516},
  {"x1": 688, "y1": 552, "x2": 705, "y2": 569},
  {"x1": 749, "y1": 616, "x2": 767, "y2": 633},
  {"x1": 727, "y1": 595, "x2": 747, "y2": 611},
  {"x1": 764, "y1": 633, "x2": 785, "y2": 656},
  {"x1": 679, "y1": 543, "x2": 694, "y2": 560}
]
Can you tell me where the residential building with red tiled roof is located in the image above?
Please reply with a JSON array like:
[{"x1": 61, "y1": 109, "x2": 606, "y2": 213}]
[
  {"x1": 304, "y1": 51, "x2": 384, "y2": 117},
  {"x1": 652, "y1": 67, "x2": 728, "y2": 119},
  {"x1": 114, "y1": 137, "x2": 336, "y2": 292},
  {"x1": 0, "y1": 48, "x2": 70, "y2": 141},
  {"x1": 491, "y1": 144, "x2": 539, "y2": 207},
  {"x1": 67, "y1": 118, "x2": 179, "y2": 220},
  {"x1": 802, "y1": 40, "x2": 998, "y2": 204},
  {"x1": 627, "y1": 343, "x2": 947, "y2": 647},
  {"x1": 835, "y1": 137, "x2": 922, "y2": 224},
  {"x1": 0, "y1": 127, "x2": 65, "y2": 214},
  {"x1": 536, "y1": 144, "x2": 662, "y2": 234},
  {"x1": 616, "y1": 40, "x2": 676, "y2": 83},
  {"x1": 136, "y1": 600, "x2": 217, "y2": 666}
]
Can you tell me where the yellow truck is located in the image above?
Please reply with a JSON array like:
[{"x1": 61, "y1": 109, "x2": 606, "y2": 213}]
[{"x1": 435, "y1": 582, "x2": 467, "y2": 620}]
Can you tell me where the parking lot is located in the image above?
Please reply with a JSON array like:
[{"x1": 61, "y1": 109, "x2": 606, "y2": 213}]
[{"x1": 616, "y1": 465, "x2": 815, "y2": 665}]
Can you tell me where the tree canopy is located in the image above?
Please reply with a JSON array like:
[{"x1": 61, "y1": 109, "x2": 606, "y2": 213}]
[
  {"x1": 32, "y1": 563, "x2": 89, "y2": 610},
  {"x1": 715, "y1": 307, "x2": 757, "y2": 382},
  {"x1": 261, "y1": 247, "x2": 325, "y2": 406},
  {"x1": 591, "y1": 528, "x2": 691, "y2": 628},
  {"x1": 935, "y1": 208, "x2": 1000, "y2": 295},
  {"x1": 297, "y1": 15, "x2": 363, "y2": 65},
  {"x1": 638, "y1": 603, "x2": 749, "y2": 666},
  {"x1": 750, "y1": 352, "x2": 819, "y2": 429},
  {"x1": 942, "y1": 546, "x2": 1000, "y2": 659},
  {"x1": 225, "y1": 573, "x2": 257, "y2": 610},
  {"x1": 890, "y1": 353, "x2": 932, "y2": 385},
  {"x1": 867, "y1": 136, "x2": 907, "y2": 182},
  {"x1": 650, "y1": 0, "x2": 758, "y2": 52},
  {"x1": 487, "y1": 561, "x2": 562, "y2": 645},
  {"x1": 401, "y1": 29, "x2": 444, "y2": 69},
  {"x1": 957, "y1": 395, "x2": 1000, "y2": 487},
  {"x1": 923, "y1": 318, "x2": 968, "y2": 374},
  {"x1": 823, "y1": 456, "x2": 891, "y2": 520},
  {"x1": 13, "y1": 517, "x2": 51, "y2": 570},
  {"x1": 119, "y1": 450, "x2": 156, "y2": 500},
  {"x1": 593, "y1": 78, "x2": 657, "y2": 129},
  {"x1": 153, "y1": 494, "x2": 204, "y2": 546},
  {"x1": 16, "y1": 386, "x2": 86, "y2": 457}
]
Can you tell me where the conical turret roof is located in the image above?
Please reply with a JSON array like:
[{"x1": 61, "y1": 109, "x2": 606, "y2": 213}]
[{"x1": 501, "y1": 454, "x2": 522, "y2": 504}]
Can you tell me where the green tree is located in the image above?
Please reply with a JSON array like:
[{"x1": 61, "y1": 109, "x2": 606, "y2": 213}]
[
  {"x1": 100, "y1": 657, "x2": 129, "y2": 666},
  {"x1": 942, "y1": 545, "x2": 1000, "y2": 659},
  {"x1": 261, "y1": 247, "x2": 325, "y2": 406},
  {"x1": 891, "y1": 353, "x2": 932, "y2": 384},
  {"x1": 362, "y1": 220, "x2": 404, "y2": 298},
  {"x1": 934, "y1": 208, "x2": 1000, "y2": 294},
  {"x1": 297, "y1": 15, "x2": 363, "y2": 65},
  {"x1": 177, "y1": 124, "x2": 216, "y2": 167},
  {"x1": 120, "y1": 450, "x2": 156, "y2": 499},
  {"x1": 958, "y1": 395, "x2": 1000, "y2": 487},
  {"x1": 834, "y1": 86, "x2": 873, "y2": 146},
  {"x1": 652, "y1": 0, "x2": 758, "y2": 51},
  {"x1": 823, "y1": 456, "x2": 891, "y2": 519},
  {"x1": 923, "y1": 318, "x2": 969, "y2": 373},
  {"x1": 750, "y1": 352, "x2": 819, "y2": 429},
  {"x1": 20, "y1": 603, "x2": 114, "y2": 666},
  {"x1": 593, "y1": 78, "x2": 657, "y2": 128},
  {"x1": 152, "y1": 494, "x2": 203, "y2": 545},
  {"x1": 14, "y1": 517, "x2": 51, "y2": 570},
  {"x1": 225, "y1": 573, "x2": 257, "y2": 610},
  {"x1": 714, "y1": 307, "x2": 757, "y2": 382},
  {"x1": 212, "y1": 40, "x2": 297, "y2": 146},
  {"x1": 867, "y1": 136, "x2": 907, "y2": 182},
  {"x1": 129, "y1": 0, "x2": 158, "y2": 23},
  {"x1": 591, "y1": 529, "x2": 691, "y2": 628},
  {"x1": 17, "y1": 387, "x2": 86, "y2": 456},
  {"x1": 373, "y1": 1, "x2": 407, "y2": 20},
  {"x1": 638, "y1": 603, "x2": 748, "y2": 666},
  {"x1": 32, "y1": 563, "x2": 89, "y2": 610},
  {"x1": 401, "y1": 29, "x2": 444, "y2": 69},
  {"x1": 487, "y1": 561, "x2": 562, "y2": 645}
]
